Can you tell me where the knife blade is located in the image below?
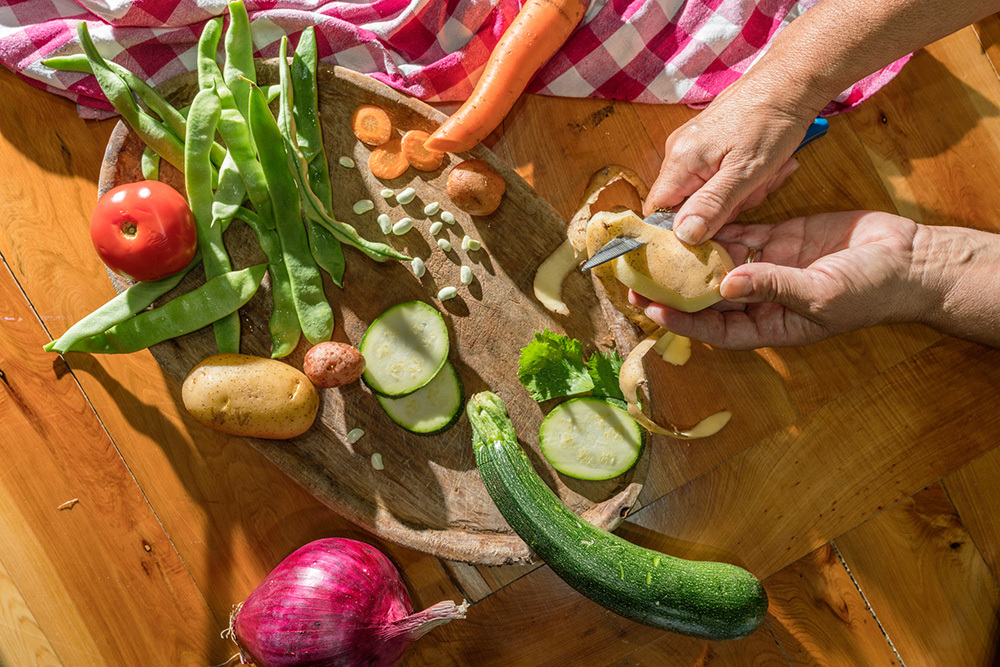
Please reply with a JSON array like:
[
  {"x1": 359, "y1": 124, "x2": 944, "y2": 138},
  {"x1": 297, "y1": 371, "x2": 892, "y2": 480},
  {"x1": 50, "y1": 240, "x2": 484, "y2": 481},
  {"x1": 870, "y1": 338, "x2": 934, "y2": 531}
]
[{"x1": 581, "y1": 117, "x2": 829, "y2": 272}]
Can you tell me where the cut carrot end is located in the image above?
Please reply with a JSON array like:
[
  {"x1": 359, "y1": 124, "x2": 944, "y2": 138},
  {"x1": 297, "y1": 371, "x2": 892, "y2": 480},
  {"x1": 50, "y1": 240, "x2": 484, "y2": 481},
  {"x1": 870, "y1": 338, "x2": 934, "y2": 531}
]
[
  {"x1": 352, "y1": 105, "x2": 393, "y2": 146},
  {"x1": 369, "y1": 137, "x2": 410, "y2": 180},
  {"x1": 401, "y1": 130, "x2": 445, "y2": 171},
  {"x1": 423, "y1": 131, "x2": 473, "y2": 154}
]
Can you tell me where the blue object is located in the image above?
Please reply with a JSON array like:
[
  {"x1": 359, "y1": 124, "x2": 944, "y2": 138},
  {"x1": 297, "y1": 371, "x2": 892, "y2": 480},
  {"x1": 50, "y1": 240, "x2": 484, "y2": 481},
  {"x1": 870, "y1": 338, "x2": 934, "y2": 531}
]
[{"x1": 795, "y1": 117, "x2": 829, "y2": 153}]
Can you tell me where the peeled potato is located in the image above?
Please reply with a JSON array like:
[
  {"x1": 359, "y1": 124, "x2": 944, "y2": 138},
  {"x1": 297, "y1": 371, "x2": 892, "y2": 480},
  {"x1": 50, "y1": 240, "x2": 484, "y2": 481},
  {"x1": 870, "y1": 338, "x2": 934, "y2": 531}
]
[
  {"x1": 587, "y1": 209, "x2": 735, "y2": 313},
  {"x1": 182, "y1": 354, "x2": 319, "y2": 439}
]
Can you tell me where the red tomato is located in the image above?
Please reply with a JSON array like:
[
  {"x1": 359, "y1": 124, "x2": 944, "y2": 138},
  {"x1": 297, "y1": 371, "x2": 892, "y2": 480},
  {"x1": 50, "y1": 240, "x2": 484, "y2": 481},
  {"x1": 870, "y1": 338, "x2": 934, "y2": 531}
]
[{"x1": 90, "y1": 181, "x2": 198, "y2": 282}]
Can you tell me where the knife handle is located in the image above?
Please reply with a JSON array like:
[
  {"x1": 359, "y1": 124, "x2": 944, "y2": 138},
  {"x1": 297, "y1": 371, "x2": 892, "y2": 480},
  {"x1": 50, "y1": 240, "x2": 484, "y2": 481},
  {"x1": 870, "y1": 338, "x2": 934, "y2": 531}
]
[{"x1": 794, "y1": 117, "x2": 829, "y2": 153}]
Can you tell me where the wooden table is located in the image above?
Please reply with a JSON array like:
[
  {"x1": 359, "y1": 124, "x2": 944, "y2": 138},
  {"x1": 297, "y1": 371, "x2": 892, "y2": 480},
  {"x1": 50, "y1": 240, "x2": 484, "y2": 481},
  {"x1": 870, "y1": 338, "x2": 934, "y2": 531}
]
[{"x1": 2, "y1": 19, "x2": 1000, "y2": 667}]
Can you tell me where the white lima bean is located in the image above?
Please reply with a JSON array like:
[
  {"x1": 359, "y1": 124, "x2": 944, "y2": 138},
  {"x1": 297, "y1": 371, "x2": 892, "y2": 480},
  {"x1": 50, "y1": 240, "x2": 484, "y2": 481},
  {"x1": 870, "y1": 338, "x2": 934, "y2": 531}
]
[
  {"x1": 377, "y1": 213, "x2": 393, "y2": 234},
  {"x1": 347, "y1": 428, "x2": 365, "y2": 444},
  {"x1": 469, "y1": 239, "x2": 482, "y2": 251},
  {"x1": 411, "y1": 257, "x2": 426, "y2": 278},
  {"x1": 380, "y1": 188, "x2": 395, "y2": 199},
  {"x1": 440, "y1": 211, "x2": 456, "y2": 224},
  {"x1": 338, "y1": 156, "x2": 355, "y2": 168},
  {"x1": 460, "y1": 266, "x2": 473, "y2": 285},
  {"x1": 392, "y1": 217, "x2": 414, "y2": 235},
  {"x1": 437, "y1": 238, "x2": 452, "y2": 252},
  {"x1": 461, "y1": 235, "x2": 472, "y2": 251},
  {"x1": 396, "y1": 187, "x2": 417, "y2": 205},
  {"x1": 423, "y1": 201, "x2": 440, "y2": 216},
  {"x1": 353, "y1": 199, "x2": 374, "y2": 215},
  {"x1": 371, "y1": 452, "x2": 384, "y2": 470},
  {"x1": 438, "y1": 286, "x2": 458, "y2": 301},
  {"x1": 429, "y1": 221, "x2": 444, "y2": 235}
]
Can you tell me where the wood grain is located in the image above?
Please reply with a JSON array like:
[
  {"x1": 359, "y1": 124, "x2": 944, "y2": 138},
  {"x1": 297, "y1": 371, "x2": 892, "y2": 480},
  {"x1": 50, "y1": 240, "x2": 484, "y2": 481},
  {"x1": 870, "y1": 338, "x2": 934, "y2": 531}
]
[{"x1": 835, "y1": 485, "x2": 1000, "y2": 666}]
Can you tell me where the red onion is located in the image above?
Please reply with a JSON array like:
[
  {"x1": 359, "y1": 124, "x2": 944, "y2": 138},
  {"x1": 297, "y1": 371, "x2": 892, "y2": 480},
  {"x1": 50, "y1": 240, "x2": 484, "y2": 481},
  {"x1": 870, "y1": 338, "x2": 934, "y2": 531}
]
[{"x1": 230, "y1": 538, "x2": 468, "y2": 667}]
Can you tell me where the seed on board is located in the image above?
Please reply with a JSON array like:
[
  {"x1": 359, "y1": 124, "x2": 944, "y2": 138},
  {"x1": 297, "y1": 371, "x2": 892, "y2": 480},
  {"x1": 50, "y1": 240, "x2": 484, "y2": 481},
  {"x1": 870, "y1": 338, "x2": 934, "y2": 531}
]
[
  {"x1": 347, "y1": 428, "x2": 365, "y2": 444},
  {"x1": 377, "y1": 213, "x2": 393, "y2": 234},
  {"x1": 392, "y1": 217, "x2": 414, "y2": 235},
  {"x1": 423, "y1": 201, "x2": 441, "y2": 216},
  {"x1": 396, "y1": 187, "x2": 417, "y2": 205},
  {"x1": 468, "y1": 238, "x2": 481, "y2": 251},
  {"x1": 353, "y1": 199, "x2": 374, "y2": 215},
  {"x1": 437, "y1": 238, "x2": 452, "y2": 252},
  {"x1": 371, "y1": 452, "x2": 384, "y2": 470},
  {"x1": 438, "y1": 286, "x2": 458, "y2": 301},
  {"x1": 461, "y1": 235, "x2": 472, "y2": 251},
  {"x1": 338, "y1": 156, "x2": 355, "y2": 168},
  {"x1": 429, "y1": 221, "x2": 444, "y2": 235},
  {"x1": 380, "y1": 188, "x2": 395, "y2": 199},
  {"x1": 460, "y1": 265, "x2": 473, "y2": 285},
  {"x1": 441, "y1": 210, "x2": 456, "y2": 224},
  {"x1": 411, "y1": 257, "x2": 426, "y2": 278}
]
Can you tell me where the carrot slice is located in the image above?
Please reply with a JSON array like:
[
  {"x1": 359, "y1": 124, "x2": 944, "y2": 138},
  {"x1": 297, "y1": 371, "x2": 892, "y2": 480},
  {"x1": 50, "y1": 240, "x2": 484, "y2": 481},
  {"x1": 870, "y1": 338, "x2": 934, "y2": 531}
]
[
  {"x1": 352, "y1": 105, "x2": 392, "y2": 146},
  {"x1": 401, "y1": 130, "x2": 444, "y2": 171},
  {"x1": 423, "y1": 0, "x2": 588, "y2": 154},
  {"x1": 368, "y1": 137, "x2": 410, "y2": 179}
]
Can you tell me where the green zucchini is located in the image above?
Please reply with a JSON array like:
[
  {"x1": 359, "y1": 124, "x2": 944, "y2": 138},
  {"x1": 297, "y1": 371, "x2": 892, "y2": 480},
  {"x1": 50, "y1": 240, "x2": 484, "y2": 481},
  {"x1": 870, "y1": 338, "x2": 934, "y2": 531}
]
[
  {"x1": 539, "y1": 397, "x2": 645, "y2": 480},
  {"x1": 468, "y1": 391, "x2": 767, "y2": 640},
  {"x1": 359, "y1": 301, "x2": 449, "y2": 397},
  {"x1": 377, "y1": 361, "x2": 464, "y2": 435}
]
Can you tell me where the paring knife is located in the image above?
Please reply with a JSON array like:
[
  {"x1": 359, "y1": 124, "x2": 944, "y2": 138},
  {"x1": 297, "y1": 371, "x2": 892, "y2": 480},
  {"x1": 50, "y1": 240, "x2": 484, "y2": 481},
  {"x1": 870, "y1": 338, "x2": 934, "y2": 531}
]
[{"x1": 581, "y1": 117, "x2": 829, "y2": 272}]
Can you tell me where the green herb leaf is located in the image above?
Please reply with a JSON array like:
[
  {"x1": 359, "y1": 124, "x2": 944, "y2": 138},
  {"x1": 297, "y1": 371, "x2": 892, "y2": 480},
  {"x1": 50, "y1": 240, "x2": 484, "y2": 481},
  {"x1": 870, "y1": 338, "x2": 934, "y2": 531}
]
[
  {"x1": 517, "y1": 330, "x2": 594, "y2": 402},
  {"x1": 587, "y1": 349, "x2": 625, "y2": 401}
]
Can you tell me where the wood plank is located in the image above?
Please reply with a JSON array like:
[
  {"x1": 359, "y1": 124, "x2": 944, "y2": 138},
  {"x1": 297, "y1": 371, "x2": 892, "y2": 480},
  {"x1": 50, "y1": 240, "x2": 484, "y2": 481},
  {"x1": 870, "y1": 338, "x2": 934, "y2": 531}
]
[
  {"x1": 848, "y1": 27, "x2": 1000, "y2": 231},
  {"x1": 0, "y1": 256, "x2": 214, "y2": 664},
  {"x1": 943, "y1": 447, "x2": 1000, "y2": 585},
  {"x1": 616, "y1": 336, "x2": 1000, "y2": 579},
  {"x1": 766, "y1": 544, "x2": 899, "y2": 666},
  {"x1": 0, "y1": 556, "x2": 61, "y2": 667},
  {"x1": 835, "y1": 484, "x2": 1000, "y2": 665}
]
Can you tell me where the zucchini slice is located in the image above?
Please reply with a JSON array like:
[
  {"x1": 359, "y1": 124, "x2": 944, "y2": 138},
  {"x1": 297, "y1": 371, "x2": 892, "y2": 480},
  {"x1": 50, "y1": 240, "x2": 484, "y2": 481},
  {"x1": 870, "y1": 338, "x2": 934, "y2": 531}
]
[
  {"x1": 468, "y1": 391, "x2": 768, "y2": 641},
  {"x1": 539, "y1": 397, "x2": 644, "y2": 480},
  {"x1": 377, "y1": 361, "x2": 464, "y2": 435},
  {"x1": 359, "y1": 301, "x2": 449, "y2": 397}
]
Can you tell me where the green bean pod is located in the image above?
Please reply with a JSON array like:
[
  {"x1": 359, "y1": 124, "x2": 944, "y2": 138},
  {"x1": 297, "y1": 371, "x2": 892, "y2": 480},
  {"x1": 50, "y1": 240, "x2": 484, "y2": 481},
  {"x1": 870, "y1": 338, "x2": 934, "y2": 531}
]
[
  {"x1": 273, "y1": 40, "x2": 409, "y2": 264},
  {"x1": 223, "y1": 0, "x2": 256, "y2": 121},
  {"x1": 76, "y1": 22, "x2": 188, "y2": 174},
  {"x1": 65, "y1": 264, "x2": 267, "y2": 355},
  {"x1": 44, "y1": 255, "x2": 200, "y2": 354},
  {"x1": 235, "y1": 207, "x2": 301, "y2": 358},
  {"x1": 290, "y1": 28, "x2": 346, "y2": 288},
  {"x1": 141, "y1": 146, "x2": 160, "y2": 180},
  {"x1": 186, "y1": 84, "x2": 241, "y2": 353},
  {"x1": 247, "y1": 77, "x2": 334, "y2": 345}
]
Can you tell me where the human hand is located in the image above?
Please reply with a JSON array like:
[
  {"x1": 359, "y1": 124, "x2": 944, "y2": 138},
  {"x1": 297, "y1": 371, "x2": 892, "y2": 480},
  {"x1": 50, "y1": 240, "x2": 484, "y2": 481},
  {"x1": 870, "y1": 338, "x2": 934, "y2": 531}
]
[
  {"x1": 628, "y1": 211, "x2": 926, "y2": 349},
  {"x1": 644, "y1": 81, "x2": 819, "y2": 246}
]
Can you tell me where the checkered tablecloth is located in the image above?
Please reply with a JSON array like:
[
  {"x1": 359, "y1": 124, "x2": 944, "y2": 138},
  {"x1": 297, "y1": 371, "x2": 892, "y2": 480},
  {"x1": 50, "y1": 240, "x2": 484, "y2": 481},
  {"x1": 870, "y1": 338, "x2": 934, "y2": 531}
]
[{"x1": 0, "y1": 0, "x2": 909, "y2": 119}]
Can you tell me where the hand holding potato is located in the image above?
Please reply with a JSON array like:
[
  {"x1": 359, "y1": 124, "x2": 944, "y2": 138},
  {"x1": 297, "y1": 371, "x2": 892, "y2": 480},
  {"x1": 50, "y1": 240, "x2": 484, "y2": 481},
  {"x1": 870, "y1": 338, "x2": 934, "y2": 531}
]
[{"x1": 630, "y1": 211, "x2": 926, "y2": 349}]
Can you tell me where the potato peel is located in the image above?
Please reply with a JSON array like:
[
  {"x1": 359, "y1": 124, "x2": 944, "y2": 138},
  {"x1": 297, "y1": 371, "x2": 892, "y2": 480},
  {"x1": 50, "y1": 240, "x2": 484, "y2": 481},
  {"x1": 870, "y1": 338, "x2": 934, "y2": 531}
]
[
  {"x1": 620, "y1": 331, "x2": 730, "y2": 439},
  {"x1": 532, "y1": 238, "x2": 581, "y2": 316}
]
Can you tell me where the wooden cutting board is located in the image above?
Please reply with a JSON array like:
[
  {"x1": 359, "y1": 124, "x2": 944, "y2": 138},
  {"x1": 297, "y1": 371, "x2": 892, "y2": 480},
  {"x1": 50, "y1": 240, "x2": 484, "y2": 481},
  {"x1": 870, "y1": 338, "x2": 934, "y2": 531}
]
[{"x1": 97, "y1": 61, "x2": 648, "y2": 565}]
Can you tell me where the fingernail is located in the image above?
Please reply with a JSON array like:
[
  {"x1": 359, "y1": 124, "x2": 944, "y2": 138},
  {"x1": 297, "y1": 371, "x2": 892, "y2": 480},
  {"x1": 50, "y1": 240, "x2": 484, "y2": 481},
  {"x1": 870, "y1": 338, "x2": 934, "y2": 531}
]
[
  {"x1": 675, "y1": 216, "x2": 707, "y2": 245},
  {"x1": 721, "y1": 275, "x2": 753, "y2": 300}
]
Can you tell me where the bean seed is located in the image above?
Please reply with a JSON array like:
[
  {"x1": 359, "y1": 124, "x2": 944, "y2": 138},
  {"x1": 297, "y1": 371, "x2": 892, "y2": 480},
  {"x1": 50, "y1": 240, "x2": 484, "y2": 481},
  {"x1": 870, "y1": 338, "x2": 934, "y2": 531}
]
[
  {"x1": 429, "y1": 221, "x2": 444, "y2": 235},
  {"x1": 460, "y1": 266, "x2": 473, "y2": 285},
  {"x1": 411, "y1": 257, "x2": 426, "y2": 278},
  {"x1": 338, "y1": 156, "x2": 355, "y2": 168},
  {"x1": 437, "y1": 238, "x2": 452, "y2": 252},
  {"x1": 392, "y1": 217, "x2": 414, "y2": 235},
  {"x1": 438, "y1": 286, "x2": 458, "y2": 301},
  {"x1": 396, "y1": 187, "x2": 417, "y2": 204},
  {"x1": 353, "y1": 199, "x2": 374, "y2": 215}
]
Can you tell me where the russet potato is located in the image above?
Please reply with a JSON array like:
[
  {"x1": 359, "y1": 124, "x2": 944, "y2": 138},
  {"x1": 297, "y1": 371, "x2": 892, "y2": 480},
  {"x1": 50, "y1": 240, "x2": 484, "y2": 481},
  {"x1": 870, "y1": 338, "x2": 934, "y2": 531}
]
[
  {"x1": 587, "y1": 209, "x2": 735, "y2": 313},
  {"x1": 182, "y1": 353, "x2": 319, "y2": 439}
]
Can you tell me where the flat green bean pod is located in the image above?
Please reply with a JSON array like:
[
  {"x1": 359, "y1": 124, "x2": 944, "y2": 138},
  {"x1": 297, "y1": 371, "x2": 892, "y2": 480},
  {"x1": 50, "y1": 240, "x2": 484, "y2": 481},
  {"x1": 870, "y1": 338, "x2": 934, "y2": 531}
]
[{"x1": 64, "y1": 264, "x2": 268, "y2": 355}]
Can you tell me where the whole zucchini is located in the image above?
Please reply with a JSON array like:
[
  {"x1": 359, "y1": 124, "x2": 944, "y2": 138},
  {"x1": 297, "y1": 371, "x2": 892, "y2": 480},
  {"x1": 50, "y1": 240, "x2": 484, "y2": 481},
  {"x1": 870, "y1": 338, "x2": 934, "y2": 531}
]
[{"x1": 468, "y1": 392, "x2": 767, "y2": 640}]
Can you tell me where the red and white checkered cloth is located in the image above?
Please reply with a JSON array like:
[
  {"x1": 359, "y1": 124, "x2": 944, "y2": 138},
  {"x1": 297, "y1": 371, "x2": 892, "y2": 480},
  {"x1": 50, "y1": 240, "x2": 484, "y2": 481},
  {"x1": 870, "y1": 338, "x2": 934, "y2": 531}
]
[{"x1": 0, "y1": 0, "x2": 909, "y2": 119}]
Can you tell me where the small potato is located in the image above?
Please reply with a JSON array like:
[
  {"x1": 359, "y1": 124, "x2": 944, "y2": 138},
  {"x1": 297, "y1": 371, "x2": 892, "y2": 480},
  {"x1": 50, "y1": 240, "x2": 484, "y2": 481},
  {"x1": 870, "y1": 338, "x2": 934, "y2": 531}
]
[
  {"x1": 182, "y1": 354, "x2": 319, "y2": 439},
  {"x1": 303, "y1": 342, "x2": 366, "y2": 388},
  {"x1": 446, "y1": 159, "x2": 505, "y2": 216}
]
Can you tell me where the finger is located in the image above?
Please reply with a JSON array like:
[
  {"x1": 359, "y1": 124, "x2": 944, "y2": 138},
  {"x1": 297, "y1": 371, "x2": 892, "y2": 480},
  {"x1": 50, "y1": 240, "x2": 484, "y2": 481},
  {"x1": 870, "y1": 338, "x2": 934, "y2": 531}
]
[
  {"x1": 628, "y1": 289, "x2": 651, "y2": 309},
  {"x1": 720, "y1": 263, "x2": 817, "y2": 314},
  {"x1": 644, "y1": 163, "x2": 706, "y2": 216},
  {"x1": 641, "y1": 301, "x2": 770, "y2": 350},
  {"x1": 673, "y1": 165, "x2": 762, "y2": 245}
]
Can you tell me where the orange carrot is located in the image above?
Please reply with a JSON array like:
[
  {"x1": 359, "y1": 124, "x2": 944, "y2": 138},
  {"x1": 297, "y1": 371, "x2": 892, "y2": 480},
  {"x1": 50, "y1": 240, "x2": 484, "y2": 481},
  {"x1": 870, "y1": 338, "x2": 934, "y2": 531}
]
[
  {"x1": 423, "y1": 0, "x2": 588, "y2": 154},
  {"x1": 352, "y1": 105, "x2": 393, "y2": 146},
  {"x1": 368, "y1": 137, "x2": 410, "y2": 179},
  {"x1": 401, "y1": 130, "x2": 444, "y2": 171}
]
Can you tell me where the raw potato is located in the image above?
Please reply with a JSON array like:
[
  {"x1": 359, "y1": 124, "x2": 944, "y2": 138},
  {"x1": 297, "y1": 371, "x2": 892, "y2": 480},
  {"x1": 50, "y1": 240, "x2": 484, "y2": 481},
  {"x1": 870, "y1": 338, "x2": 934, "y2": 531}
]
[
  {"x1": 587, "y1": 209, "x2": 735, "y2": 313},
  {"x1": 303, "y1": 342, "x2": 366, "y2": 388},
  {"x1": 182, "y1": 354, "x2": 319, "y2": 439},
  {"x1": 446, "y1": 159, "x2": 505, "y2": 215}
]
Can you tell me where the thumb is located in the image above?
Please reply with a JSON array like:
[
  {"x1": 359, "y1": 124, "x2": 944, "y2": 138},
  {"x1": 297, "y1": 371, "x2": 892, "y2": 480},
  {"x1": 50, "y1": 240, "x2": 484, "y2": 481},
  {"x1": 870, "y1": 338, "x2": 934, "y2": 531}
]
[
  {"x1": 673, "y1": 168, "x2": 748, "y2": 244},
  {"x1": 720, "y1": 263, "x2": 817, "y2": 312}
]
